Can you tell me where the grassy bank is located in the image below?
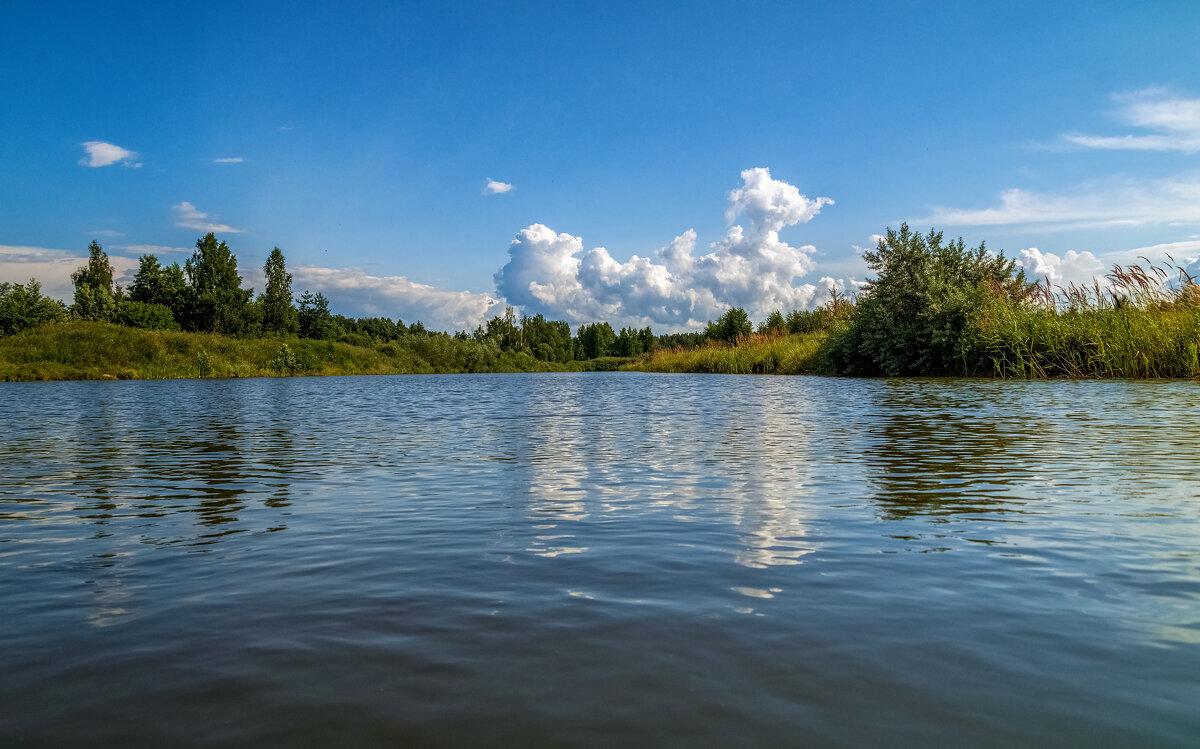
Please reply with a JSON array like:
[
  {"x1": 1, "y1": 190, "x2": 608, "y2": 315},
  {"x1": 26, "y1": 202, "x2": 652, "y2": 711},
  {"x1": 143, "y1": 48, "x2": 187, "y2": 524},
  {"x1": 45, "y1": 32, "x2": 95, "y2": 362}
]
[
  {"x1": 627, "y1": 332, "x2": 830, "y2": 375},
  {"x1": 626, "y1": 301, "x2": 1200, "y2": 379},
  {"x1": 0, "y1": 322, "x2": 628, "y2": 381}
]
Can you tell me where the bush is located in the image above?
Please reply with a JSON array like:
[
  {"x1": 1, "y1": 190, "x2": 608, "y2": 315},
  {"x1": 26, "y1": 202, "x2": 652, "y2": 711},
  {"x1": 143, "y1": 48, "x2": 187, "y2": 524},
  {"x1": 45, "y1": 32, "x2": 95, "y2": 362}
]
[
  {"x1": 706, "y1": 307, "x2": 752, "y2": 343},
  {"x1": 271, "y1": 343, "x2": 299, "y2": 374},
  {"x1": 0, "y1": 279, "x2": 67, "y2": 336},
  {"x1": 828, "y1": 224, "x2": 1033, "y2": 376},
  {"x1": 118, "y1": 301, "x2": 179, "y2": 330}
]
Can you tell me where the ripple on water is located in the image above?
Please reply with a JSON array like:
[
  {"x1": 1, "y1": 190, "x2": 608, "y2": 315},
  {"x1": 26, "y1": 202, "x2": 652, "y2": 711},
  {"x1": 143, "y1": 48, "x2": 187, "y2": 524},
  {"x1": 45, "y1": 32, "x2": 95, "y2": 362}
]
[{"x1": 1, "y1": 374, "x2": 1198, "y2": 747}]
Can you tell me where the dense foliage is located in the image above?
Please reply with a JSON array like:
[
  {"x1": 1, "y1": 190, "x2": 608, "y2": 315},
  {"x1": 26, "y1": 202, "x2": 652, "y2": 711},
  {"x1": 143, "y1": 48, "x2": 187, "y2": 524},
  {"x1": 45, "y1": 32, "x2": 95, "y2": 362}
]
[
  {"x1": 0, "y1": 279, "x2": 67, "y2": 336},
  {"x1": 827, "y1": 224, "x2": 1034, "y2": 376}
]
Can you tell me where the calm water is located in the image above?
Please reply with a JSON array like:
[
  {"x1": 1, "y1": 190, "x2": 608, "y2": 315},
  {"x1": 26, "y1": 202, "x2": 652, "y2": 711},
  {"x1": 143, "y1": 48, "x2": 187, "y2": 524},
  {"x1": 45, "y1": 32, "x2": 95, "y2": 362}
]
[{"x1": 2, "y1": 373, "x2": 1199, "y2": 747}]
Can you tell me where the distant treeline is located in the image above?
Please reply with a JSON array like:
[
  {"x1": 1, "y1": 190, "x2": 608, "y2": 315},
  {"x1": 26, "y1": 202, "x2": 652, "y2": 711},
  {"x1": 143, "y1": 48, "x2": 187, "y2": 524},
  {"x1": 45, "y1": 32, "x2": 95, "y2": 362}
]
[{"x1": 0, "y1": 233, "x2": 792, "y2": 364}]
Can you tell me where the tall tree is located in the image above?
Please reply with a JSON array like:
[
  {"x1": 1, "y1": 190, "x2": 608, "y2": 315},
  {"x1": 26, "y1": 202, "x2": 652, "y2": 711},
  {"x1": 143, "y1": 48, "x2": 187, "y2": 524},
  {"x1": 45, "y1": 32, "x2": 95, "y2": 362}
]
[
  {"x1": 185, "y1": 233, "x2": 251, "y2": 334},
  {"x1": 129, "y1": 254, "x2": 188, "y2": 321},
  {"x1": 261, "y1": 247, "x2": 298, "y2": 334},
  {"x1": 71, "y1": 241, "x2": 114, "y2": 294},
  {"x1": 70, "y1": 240, "x2": 117, "y2": 321},
  {"x1": 297, "y1": 290, "x2": 335, "y2": 339}
]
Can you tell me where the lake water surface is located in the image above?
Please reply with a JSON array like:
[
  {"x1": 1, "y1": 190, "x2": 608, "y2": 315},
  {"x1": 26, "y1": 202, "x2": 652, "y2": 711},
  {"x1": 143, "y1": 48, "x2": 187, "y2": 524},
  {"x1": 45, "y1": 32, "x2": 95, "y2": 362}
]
[{"x1": 2, "y1": 373, "x2": 1199, "y2": 747}]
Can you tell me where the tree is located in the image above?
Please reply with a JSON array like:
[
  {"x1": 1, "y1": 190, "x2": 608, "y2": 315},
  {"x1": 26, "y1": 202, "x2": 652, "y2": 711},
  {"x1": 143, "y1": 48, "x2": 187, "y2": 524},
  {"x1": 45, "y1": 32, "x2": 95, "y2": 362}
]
[
  {"x1": 706, "y1": 307, "x2": 751, "y2": 343},
  {"x1": 576, "y1": 322, "x2": 616, "y2": 359},
  {"x1": 297, "y1": 290, "x2": 335, "y2": 339},
  {"x1": 70, "y1": 240, "x2": 118, "y2": 321},
  {"x1": 71, "y1": 241, "x2": 114, "y2": 295},
  {"x1": 129, "y1": 254, "x2": 188, "y2": 324},
  {"x1": 0, "y1": 279, "x2": 67, "y2": 336},
  {"x1": 185, "y1": 233, "x2": 251, "y2": 334},
  {"x1": 72, "y1": 284, "x2": 117, "y2": 321},
  {"x1": 261, "y1": 247, "x2": 298, "y2": 334},
  {"x1": 831, "y1": 223, "x2": 1034, "y2": 375},
  {"x1": 758, "y1": 310, "x2": 786, "y2": 336}
]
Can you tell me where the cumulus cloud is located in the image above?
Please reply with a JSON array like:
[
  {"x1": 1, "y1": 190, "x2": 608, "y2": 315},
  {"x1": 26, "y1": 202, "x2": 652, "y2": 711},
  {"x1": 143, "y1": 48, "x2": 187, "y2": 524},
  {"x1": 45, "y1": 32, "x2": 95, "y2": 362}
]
[
  {"x1": 484, "y1": 179, "x2": 513, "y2": 194},
  {"x1": 214, "y1": 157, "x2": 244, "y2": 163},
  {"x1": 172, "y1": 202, "x2": 244, "y2": 234},
  {"x1": 0, "y1": 244, "x2": 139, "y2": 301},
  {"x1": 1016, "y1": 248, "x2": 1106, "y2": 287},
  {"x1": 80, "y1": 141, "x2": 140, "y2": 168},
  {"x1": 292, "y1": 266, "x2": 500, "y2": 331},
  {"x1": 922, "y1": 176, "x2": 1200, "y2": 229},
  {"x1": 1065, "y1": 87, "x2": 1200, "y2": 153},
  {"x1": 494, "y1": 168, "x2": 835, "y2": 328}
]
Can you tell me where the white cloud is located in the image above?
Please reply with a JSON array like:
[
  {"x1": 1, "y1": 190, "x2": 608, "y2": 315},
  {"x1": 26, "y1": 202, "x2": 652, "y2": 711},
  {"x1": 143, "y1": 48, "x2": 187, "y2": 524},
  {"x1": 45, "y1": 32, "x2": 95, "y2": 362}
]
[
  {"x1": 90, "y1": 229, "x2": 125, "y2": 238},
  {"x1": 1016, "y1": 248, "x2": 1106, "y2": 287},
  {"x1": 172, "y1": 201, "x2": 244, "y2": 234},
  {"x1": 484, "y1": 178, "x2": 513, "y2": 194},
  {"x1": 80, "y1": 141, "x2": 140, "y2": 168},
  {"x1": 1064, "y1": 87, "x2": 1200, "y2": 153},
  {"x1": 922, "y1": 176, "x2": 1200, "y2": 229},
  {"x1": 292, "y1": 266, "x2": 501, "y2": 331},
  {"x1": 493, "y1": 168, "x2": 835, "y2": 328},
  {"x1": 214, "y1": 157, "x2": 244, "y2": 163},
  {"x1": 0, "y1": 244, "x2": 138, "y2": 301}
]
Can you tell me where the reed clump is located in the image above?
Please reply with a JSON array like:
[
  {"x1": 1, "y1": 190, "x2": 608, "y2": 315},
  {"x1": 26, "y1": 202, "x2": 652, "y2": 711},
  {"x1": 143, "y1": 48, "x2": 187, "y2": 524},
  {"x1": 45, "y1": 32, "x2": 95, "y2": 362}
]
[{"x1": 980, "y1": 260, "x2": 1200, "y2": 379}]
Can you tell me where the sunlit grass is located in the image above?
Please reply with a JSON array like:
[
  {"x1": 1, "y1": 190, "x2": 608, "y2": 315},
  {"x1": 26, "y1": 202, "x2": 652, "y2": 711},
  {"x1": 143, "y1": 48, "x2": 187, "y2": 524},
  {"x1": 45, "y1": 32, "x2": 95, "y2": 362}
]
[
  {"x1": 0, "y1": 321, "x2": 603, "y2": 381},
  {"x1": 628, "y1": 332, "x2": 830, "y2": 375},
  {"x1": 979, "y1": 270, "x2": 1200, "y2": 379}
]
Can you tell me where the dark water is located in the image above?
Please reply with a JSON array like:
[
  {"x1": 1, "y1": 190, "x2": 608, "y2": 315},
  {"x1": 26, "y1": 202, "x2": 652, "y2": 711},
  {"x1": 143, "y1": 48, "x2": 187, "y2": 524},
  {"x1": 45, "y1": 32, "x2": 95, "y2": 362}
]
[{"x1": 2, "y1": 374, "x2": 1199, "y2": 747}]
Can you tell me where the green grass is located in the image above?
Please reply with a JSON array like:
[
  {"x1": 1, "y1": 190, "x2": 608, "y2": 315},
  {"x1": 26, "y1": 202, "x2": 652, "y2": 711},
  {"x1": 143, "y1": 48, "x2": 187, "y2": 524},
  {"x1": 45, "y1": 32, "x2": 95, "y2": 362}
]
[
  {"x1": 0, "y1": 321, "x2": 617, "y2": 381},
  {"x1": 978, "y1": 301, "x2": 1200, "y2": 379},
  {"x1": 627, "y1": 332, "x2": 830, "y2": 375}
]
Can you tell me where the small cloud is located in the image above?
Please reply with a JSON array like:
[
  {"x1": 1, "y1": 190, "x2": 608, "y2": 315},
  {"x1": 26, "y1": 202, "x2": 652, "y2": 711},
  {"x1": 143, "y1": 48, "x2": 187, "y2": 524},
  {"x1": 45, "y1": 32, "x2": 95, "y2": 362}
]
[
  {"x1": 1064, "y1": 87, "x2": 1200, "y2": 153},
  {"x1": 1016, "y1": 247, "x2": 1106, "y2": 287},
  {"x1": 213, "y1": 157, "x2": 244, "y2": 163},
  {"x1": 920, "y1": 175, "x2": 1200, "y2": 229},
  {"x1": 90, "y1": 229, "x2": 125, "y2": 238},
  {"x1": 80, "y1": 141, "x2": 140, "y2": 168},
  {"x1": 484, "y1": 179, "x2": 514, "y2": 195},
  {"x1": 172, "y1": 201, "x2": 244, "y2": 234},
  {"x1": 278, "y1": 125, "x2": 292, "y2": 131},
  {"x1": 851, "y1": 234, "x2": 885, "y2": 254}
]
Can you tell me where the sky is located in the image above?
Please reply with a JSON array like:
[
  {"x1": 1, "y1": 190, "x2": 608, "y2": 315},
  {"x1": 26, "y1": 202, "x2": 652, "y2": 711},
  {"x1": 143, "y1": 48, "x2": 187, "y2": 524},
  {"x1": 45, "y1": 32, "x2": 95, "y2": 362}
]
[{"x1": 3, "y1": 1, "x2": 1200, "y2": 331}]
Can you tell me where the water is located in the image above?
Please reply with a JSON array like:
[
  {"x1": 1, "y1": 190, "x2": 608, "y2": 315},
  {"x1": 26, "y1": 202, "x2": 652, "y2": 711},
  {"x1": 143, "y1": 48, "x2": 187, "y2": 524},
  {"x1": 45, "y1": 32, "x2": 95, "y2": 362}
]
[{"x1": 2, "y1": 373, "x2": 1198, "y2": 747}]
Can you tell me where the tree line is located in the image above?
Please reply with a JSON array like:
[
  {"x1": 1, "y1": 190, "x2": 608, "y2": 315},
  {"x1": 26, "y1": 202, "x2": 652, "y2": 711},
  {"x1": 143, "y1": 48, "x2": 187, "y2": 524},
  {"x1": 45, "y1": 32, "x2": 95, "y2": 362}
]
[{"x1": 0, "y1": 233, "x2": 808, "y2": 359}]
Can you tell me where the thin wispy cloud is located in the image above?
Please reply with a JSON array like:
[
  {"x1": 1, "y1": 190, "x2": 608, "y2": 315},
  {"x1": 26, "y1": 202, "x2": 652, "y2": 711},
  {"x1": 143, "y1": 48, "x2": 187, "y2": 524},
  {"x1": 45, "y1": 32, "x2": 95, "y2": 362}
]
[
  {"x1": 921, "y1": 175, "x2": 1200, "y2": 229},
  {"x1": 79, "y1": 141, "x2": 140, "y2": 168},
  {"x1": 116, "y1": 244, "x2": 192, "y2": 255},
  {"x1": 1064, "y1": 87, "x2": 1200, "y2": 153},
  {"x1": 90, "y1": 229, "x2": 125, "y2": 238},
  {"x1": 172, "y1": 201, "x2": 244, "y2": 234},
  {"x1": 214, "y1": 157, "x2": 244, "y2": 163},
  {"x1": 484, "y1": 179, "x2": 513, "y2": 195}
]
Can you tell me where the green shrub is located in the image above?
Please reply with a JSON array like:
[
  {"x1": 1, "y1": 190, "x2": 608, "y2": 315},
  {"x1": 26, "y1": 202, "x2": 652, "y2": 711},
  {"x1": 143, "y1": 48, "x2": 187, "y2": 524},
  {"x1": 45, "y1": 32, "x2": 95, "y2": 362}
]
[{"x1": 118, "y1": 300, "x2": 179, "y2": 330}]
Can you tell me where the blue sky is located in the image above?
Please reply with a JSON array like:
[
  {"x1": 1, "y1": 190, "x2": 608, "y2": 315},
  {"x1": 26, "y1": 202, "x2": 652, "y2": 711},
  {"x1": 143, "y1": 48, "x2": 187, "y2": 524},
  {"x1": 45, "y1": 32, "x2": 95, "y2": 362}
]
[{"x1": 3, "y1": 1, "x2": 1200, "y2": 330}]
